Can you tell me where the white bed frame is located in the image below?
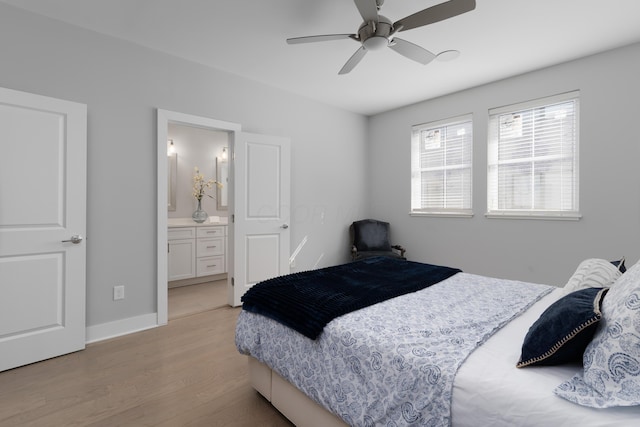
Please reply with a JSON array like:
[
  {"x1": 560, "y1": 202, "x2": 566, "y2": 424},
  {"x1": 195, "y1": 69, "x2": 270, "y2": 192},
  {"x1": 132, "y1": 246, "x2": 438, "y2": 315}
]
[{"x1": 249, "y1": 357, "x2": 347, "y2": 427}]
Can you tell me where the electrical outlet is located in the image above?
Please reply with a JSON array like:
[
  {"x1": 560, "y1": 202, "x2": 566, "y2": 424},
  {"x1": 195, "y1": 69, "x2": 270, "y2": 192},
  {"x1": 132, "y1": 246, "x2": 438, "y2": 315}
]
[{"x1": 113, "y1": 285, "x2": 125, "y2": 300}]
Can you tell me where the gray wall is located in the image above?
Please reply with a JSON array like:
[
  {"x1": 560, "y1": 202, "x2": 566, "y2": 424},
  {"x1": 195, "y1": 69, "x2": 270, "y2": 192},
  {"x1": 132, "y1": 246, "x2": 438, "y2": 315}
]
[
  {"x1": 368, "y1": 42, "x2": 640, "y2": 286},
  {"x1": 0, "y1": 4, "x2": 368, "y2": 328},
  {"x1": 3, "y1": 1, "x2": 638, "y2": 333}
]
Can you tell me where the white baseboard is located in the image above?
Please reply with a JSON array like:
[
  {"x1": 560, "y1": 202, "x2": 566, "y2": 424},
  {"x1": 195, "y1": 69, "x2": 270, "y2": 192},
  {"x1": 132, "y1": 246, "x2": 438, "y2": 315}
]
[{"x1": 85, "y1": 312, "x2": 159, "y2": 344}]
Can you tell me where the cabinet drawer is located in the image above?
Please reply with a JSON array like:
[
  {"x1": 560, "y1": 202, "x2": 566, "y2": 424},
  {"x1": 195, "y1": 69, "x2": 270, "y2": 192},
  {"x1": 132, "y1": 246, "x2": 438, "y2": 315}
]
[
  {"x1": 168, "y1": 227, "x2": 196, "y2": 240},
  {"x1": 197, "y1": 226, "x2": 225, "y2": 238},
  {"x1": 197, "y1": 237, "x2": 224, "y2": 257},
  {"x1": 197, "y1": 255, "x2": 225, "y2": 276}
]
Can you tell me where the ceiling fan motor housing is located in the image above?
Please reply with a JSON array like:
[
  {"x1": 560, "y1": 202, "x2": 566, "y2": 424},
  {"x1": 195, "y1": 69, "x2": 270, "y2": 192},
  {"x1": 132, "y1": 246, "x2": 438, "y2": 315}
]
[{"x1": 359, "y1": 15, "x2": 393, "y2": 51}]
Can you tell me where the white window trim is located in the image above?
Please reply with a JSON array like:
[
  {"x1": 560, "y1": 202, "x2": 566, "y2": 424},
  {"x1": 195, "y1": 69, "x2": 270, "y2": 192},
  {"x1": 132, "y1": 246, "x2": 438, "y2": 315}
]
[
  {"x1": 484, "y1": 211, "x2": 582, "y2": 220},
  {"x1": 410, "y1": 211, "x2": 474, "y2": 218},
  {"x1": 486, "y1": 91, "x2": 580, "y2": 220},
  {"x1": 411, "y1": 114, "x2": 473, "y2": 218}
]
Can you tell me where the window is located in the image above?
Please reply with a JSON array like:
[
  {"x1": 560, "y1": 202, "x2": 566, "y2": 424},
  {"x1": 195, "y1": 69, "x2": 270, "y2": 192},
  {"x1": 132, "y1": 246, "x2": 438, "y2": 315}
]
[
  {"x1": 487, "y1": 91, "x2": 580, "y2": 219},
  {"x1": 411, "y1": 115, "x2": 473, "y2": 216}
]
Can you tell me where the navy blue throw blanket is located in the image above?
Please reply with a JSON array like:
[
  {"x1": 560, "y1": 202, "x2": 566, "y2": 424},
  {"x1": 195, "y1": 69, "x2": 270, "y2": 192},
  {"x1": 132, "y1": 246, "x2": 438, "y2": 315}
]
[{"x1": 241, "y1": 257, "x2": 461, "y2": 339}]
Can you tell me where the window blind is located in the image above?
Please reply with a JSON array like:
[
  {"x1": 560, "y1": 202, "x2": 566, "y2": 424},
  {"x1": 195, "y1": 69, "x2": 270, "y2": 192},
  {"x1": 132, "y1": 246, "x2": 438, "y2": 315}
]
[
  {"x1": 487, "y1": 91, "x2": 580, "y2": 219},
  {"x1": 411, "y1": 115, "x2": 473, "y2": 216}
]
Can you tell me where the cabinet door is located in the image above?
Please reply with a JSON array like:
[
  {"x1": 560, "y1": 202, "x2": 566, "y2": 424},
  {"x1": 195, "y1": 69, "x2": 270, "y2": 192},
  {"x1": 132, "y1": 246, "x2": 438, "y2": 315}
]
[{"x1": 168, "y1": 238, "x2": 196, "y2": 281}]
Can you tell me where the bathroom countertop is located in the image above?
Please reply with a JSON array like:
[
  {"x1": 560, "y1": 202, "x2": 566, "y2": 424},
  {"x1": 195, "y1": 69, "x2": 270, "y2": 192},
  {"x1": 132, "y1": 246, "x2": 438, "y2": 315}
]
[{"x1": 168, "y1": 217, "x2": 228, "y2": 227}]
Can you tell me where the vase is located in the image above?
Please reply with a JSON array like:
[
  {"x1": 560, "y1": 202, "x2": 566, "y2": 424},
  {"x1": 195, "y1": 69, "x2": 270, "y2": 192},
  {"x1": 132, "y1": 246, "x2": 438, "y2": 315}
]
[{"x1": 192, "y1": 199, "x2": 208, "y2": 223}]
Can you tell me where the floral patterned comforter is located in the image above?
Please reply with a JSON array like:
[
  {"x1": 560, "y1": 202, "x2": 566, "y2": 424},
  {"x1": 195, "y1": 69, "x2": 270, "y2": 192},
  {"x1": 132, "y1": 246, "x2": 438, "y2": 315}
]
[{"x1": 236, "y1": 272, "x2": 551, "y2": 427}]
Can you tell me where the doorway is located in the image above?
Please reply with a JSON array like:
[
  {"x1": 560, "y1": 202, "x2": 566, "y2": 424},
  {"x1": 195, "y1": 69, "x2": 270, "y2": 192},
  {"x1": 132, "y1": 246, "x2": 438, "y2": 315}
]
[
  {"x1": 166, "y1": 122, "x2": 229, "y2": 319},
  {"x1": 156, "y1": 110, "x2": 241, "y2": 326}
]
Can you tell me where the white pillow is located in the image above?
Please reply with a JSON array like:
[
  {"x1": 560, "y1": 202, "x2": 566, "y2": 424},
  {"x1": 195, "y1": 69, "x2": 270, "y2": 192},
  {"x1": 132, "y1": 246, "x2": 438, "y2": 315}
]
[
  {"x1": 563, "y1": 258, "x2": 622, "y2": 293},
  {"x1": 555, "y1": 260, "x2": 640, "y2": 407}
]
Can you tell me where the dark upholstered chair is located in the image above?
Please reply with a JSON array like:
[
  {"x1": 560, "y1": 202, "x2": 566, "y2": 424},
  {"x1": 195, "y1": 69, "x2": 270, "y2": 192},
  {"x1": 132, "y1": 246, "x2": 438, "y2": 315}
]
[{"x1": 350, "y1": 219, "x2": 406, "y2": 261}]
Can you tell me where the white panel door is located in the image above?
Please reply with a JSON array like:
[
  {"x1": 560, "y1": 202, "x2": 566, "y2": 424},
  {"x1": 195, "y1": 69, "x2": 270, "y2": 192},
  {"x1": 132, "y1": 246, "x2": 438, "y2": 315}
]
[
  {"x1": 0, "y1": 87, "x2": 87, "y2": 372},
  {"x1": 230, "y1": 132, "x2": 290, "y2": 306}
]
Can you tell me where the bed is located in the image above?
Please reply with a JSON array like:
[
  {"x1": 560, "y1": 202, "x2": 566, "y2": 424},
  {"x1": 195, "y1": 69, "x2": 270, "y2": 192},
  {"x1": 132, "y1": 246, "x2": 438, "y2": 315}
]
[{"x1": 235, "y1": 257, "x2": 640, "y2": 426}]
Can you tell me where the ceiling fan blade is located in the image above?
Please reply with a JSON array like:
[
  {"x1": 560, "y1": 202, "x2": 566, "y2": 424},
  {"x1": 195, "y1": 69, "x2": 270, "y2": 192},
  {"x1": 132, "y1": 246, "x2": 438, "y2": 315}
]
[
  {"x1": 388, "y1": 38, "x2": 436, "y2": 65},
  {"x1": 394, "y1": 0, "x2": 475, "y2": 32},
  {"x1": 339, "y1": 46, "x2": 367, "y2": 75},
  {"x1": 354, "y1": 0, "x2": 379, "y2": 22},
  {"x1": 287, "y1": 34, "x2": 356, "y2": 44}
]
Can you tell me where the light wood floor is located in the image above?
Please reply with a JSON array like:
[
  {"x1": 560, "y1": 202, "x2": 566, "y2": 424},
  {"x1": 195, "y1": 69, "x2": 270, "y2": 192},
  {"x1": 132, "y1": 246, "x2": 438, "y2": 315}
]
[
  {"x1": 0, "y1": 283, "x2": 294, "y2": 426},
  {"x1": 168, "y1": 279, "x2": 228, "y2": 320}
]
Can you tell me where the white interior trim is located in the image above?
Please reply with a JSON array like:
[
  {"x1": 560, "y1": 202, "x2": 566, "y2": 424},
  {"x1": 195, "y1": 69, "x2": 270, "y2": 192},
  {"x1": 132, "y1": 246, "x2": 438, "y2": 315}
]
[
  {"x1": 156, "y1": 109, "x2": 241, "y2": 326},
  {"x1": 86, "y1": 313, "x2": 157, "y2": 344}
]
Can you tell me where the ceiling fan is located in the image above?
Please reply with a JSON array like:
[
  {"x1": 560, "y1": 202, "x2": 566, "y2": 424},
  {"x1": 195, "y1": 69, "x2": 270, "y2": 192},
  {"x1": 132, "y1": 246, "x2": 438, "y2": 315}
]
[{"x1": 286, "y1": 0, "x2": 476, "y2": 74}]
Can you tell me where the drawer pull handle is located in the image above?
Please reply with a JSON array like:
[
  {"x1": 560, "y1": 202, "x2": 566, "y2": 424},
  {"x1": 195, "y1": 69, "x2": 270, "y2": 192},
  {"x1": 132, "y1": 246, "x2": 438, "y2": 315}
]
[
  {"x1": 206, "y1": 246, "x2": 217, "y2": 249},
  {"x1": 207, "y1": 264, "x2": 217, "y2": 268}
]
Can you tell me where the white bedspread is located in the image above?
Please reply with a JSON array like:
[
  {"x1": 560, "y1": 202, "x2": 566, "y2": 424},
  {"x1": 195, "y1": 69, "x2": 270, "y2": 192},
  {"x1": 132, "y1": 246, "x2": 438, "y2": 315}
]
[
  {"x1": 452, "y1": 287, "x2": 640, "y2": 426},
  {"x1": 236, "y1": 272, "x2": 551, "y2": 426}
]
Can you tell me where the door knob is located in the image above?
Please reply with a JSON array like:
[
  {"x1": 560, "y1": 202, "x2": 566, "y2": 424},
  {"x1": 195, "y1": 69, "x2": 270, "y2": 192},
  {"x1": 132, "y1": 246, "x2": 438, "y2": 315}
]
[
  {"x1": 280, "y1": 224, "x2": 289, "y2": 229},
  {"x1": 62, "y1": 234, "x2": 83, "y2": 244}
]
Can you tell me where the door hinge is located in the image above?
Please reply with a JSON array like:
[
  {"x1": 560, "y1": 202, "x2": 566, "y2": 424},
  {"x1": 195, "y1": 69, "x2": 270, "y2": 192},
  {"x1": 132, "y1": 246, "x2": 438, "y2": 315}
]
[
  {"x1": 231, "y1": 277, "x2": 234, "y2": 287},
  {"x1": 231, "y1": 214, "x2": 235, "y2": 223}
]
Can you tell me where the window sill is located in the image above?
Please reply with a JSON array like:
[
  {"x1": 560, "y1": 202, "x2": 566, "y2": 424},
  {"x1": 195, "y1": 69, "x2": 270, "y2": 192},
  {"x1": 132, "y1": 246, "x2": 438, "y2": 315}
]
[
  {"x1": 410, "y1": 211, "x2": 474, "y2": 218},
  {"x1": 485, "y1": 211, "x2": 582, "y2": 221}
]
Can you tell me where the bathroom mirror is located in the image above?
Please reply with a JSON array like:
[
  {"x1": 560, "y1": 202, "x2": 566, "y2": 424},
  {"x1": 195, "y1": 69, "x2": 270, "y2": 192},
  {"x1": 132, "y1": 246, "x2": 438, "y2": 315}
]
[
  {"x1": 216, "y1": 157, "x2": 228, "y2": 210},
  {"x1": 167, "y1": 153, "x2": 177, "y2": 211}
]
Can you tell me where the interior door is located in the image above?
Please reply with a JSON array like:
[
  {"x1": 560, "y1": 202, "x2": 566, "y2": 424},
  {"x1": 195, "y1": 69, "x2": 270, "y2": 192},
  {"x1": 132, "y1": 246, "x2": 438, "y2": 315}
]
[
  {"x1": 0, "y1": 87, "x2": 87, "y2": 372},
  {"x1": 230, "y1": 132, "x2": 291, "y2": 306}
]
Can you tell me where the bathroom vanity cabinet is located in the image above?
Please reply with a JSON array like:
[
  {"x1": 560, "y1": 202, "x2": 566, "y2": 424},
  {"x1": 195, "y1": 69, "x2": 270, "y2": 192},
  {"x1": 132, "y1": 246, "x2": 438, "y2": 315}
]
[{"x1": 168, "y1": 219, "x2": 227, "y2": 286}]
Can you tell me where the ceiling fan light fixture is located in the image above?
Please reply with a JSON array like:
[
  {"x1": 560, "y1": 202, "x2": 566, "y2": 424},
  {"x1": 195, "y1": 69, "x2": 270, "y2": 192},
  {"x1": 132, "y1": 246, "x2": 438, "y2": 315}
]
[
  {"x1": 363, "y1": 35, "x2": 388, "y2": 51},
  {"x1": 436, "y1": 50, "x2": 460, "y2": 61}
]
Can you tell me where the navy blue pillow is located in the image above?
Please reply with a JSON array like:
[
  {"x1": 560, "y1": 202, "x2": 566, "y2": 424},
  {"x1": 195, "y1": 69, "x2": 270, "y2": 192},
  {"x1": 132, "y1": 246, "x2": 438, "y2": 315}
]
[{"x1": 517, "y1": 287, "x2": 608, "y2": 368}]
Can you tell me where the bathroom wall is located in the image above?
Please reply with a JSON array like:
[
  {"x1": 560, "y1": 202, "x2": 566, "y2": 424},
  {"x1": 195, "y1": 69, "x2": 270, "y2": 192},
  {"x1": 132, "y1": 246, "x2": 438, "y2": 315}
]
[{"x1": 168, "y1": 123, "x2": 228, "y2": 219}]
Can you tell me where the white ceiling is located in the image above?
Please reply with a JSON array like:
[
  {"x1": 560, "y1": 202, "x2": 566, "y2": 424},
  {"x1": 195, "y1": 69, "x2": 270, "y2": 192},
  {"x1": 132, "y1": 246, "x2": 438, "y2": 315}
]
[{"x1": 3, "y1": 0, "x2": 640, "y2": 116}]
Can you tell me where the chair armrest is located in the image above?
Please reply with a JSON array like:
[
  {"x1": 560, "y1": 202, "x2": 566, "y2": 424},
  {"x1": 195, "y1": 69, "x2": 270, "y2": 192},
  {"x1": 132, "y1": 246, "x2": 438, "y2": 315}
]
[{"x1": 391, "y1": 245, "x2": 406, "y2": 258}]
